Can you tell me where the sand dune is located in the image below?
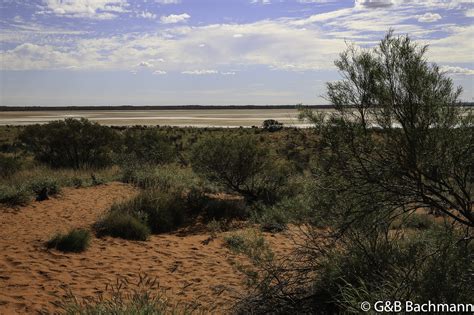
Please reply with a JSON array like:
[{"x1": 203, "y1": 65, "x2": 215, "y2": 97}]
[{"x1": 0, "y1": 182, "x2": 295, "y2": 314}]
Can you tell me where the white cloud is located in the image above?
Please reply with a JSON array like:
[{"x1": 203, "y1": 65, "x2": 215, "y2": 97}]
[
  {"x1": 139, "y1": 11, "x2": 156, "y2": 19},
  {"x1": 42, "y1": 0, "x2": 128, "y2": 19},
  {"x1": 251, "y1": 0, "x2": 271, "y2": 4},
  {"x1": 155, "y1": 0, "x2": 180, "y2": 3},
  {"x1": 1, "y1": 9, "x2": 472, "y2": 73},
  {"x1": 233, "y1": 33, "x2": 243, "y2": 38},
  {"x1": 153, "y1": 70, "x2": 167, "y2": 75},
  {"x1": 138, "y1": 61, "x2": 153, "y2": 67},
  {"x1": 428, "y1": 25, "x2": 474, "y2": 63},
  {"x1": 466, "y1": 9, "x2": 474, "y2": 17},
  {"x1": 160, "y1": 13, "x2": 190, "y2": 24},
  {"x1": 182, "y1": 69, "x2": 218, "y2": 75},
  {"x1": 417, "y1": 12, "x2": 441, "y2": 22},
  {"x1": 221, "y1": 71, "x2": 236, "y2": 75},
  {"x1": 440, "y1": 65, "x2": 474, "y2": 75}
]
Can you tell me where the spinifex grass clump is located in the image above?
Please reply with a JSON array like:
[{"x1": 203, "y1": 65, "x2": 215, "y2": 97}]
[
  {"x1": 28, "y1": 177, "x2": 60, "y2": 201},
  {"x1": 56, "y1": 274, "x2": 191, "y2": 314},
  {"x1": 0, "y1": 184, "x2": 30, "y2": 206},
  {"x1": 46, "y1": 228, "x2": 91, "y2": 253},
  {"x1": 96, "y1": 189, "x2": 188, "y2": 241},
  {"x1": 95, "y1": 211, "x2": 150, "y2": 241}
]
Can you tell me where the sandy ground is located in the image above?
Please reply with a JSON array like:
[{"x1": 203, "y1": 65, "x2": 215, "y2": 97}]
[{"x1": 0, "y1": 182, "x2": 295, "y2": 314}]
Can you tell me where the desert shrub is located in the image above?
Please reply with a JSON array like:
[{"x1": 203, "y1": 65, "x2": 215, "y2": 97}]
[
  {"x1": 191, "y1": 134, "x2": 291, "y2": 204},
  {"x1": 71, "y1": 177, "x2": 83, "y2": 188},
  {"x1": 95, "y1": 211, "x2": 150, "y2": 241},
  {"x1": 19, "y1": 118, "x2": 117, "y2": 169},
  {"x1": 121, "y1": 128, "x2": 175, "y2": 165},
  {"x1": 224, "y1": 229, "x2": 274, "y2": 264},
  {"x1": 0, "y1": 185, "x2": 30, "y2": 206},
  {"x1": 319, "y1": 228, "x2": 474, "y2": 313},
  {"x1": 56, "y1": 274, "x2": 189, "y2": 314},
  {"x1": 27, "y1": 177, "x2": 60, "y2": 201},
  {"x1": 262, "y1": 119, "x2": 283, "y2": 132},
  {"x1": 253, "y1": 205, "x2": 289, "y2": 233},
  {"x1": 112, "y1": 190, "x2": 186, "y2": 234},
  {"x1": 237, "y1": 226, "x2": 473, "y2": 314},
  {"x1": 203, "y1": 198, "x2": 247, "y2": 221},
  {"x1": 0, "y1": 154, "x2": 22, "y2": 178},
  {"x1": 46, "y1": 228, "x2": 91, "y2": 253},
  {"x1": 90, "y1": 173, "x2": 105, "y2": 186},
  {"x1": 224, "y1": 234, "x2": 246, "y2": 253}
]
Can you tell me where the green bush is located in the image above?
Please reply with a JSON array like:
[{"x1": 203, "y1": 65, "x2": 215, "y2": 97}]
[
  {"x1": 203, "y1": 198, "x2": 247, "y2": 221},
  {"x1": 111, "y1": 190, "x2": 186, "y2": 234},
  {"x1": 71, "y1": 177, "x2": 83, "y2": 188},
  {"x1": 121, "y1": 128, "x2": 175, "y2": 165},
  {"x1": 0, "y1": 154, "x2": 22, "y2": 178},
  {"x1": 46, "y1": 228, "x2": 91, "y2": 253},
  {"x1": 19, "y1": 118, "x2": 117, "y2": 169},
  {"x1": 0, "y1": 185, "x2": 30, "y2": 206},
  {"x1": 224, "y1": 234, "x2": 246, "y2": 253},
  {"x1": 312, "y1": 228, "x2": 473, "y2": 313},
  {"x1": 254, "y1": 205, "x2": 289, "y2": 233},
  {"x1": 191, "y1": 134, "x2": 291, "y2": 204},
  {"x1": 27, "y1": 177, "x2": 60, "y2": 201},
  {"x1": 95, "y1": 211, "x2": 150, "y2": 241}
]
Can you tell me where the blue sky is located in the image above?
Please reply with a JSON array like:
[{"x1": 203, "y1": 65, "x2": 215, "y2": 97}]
[{"x1": 0, "y1": 0, "x2": 473, "y2": 106}]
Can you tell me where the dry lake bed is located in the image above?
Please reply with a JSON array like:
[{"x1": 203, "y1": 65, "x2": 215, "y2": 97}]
[{"x1": 0, "y1": 109, "x2": 321, "y2": 127}]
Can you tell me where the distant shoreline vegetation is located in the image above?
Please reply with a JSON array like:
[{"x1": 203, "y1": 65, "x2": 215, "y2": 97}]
[
  {"x1": 0, "y1": 105, "x2": 331, "y2": 111},
  {"x1": 1, "y1": 103, "x2": 472, "y2": 111}
]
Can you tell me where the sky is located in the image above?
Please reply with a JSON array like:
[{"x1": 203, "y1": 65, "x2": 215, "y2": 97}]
[{"x1": 0, "y1": 0, "x2": 473, "y2": 106}]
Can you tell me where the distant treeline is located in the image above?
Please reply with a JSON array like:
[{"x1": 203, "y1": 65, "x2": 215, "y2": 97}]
[
  {"x1": 1, "y1": 103, "x2": 472, "y2": 111},
  {"x1": 0, "y1": 105, "x2": 334, "y2": 111}
]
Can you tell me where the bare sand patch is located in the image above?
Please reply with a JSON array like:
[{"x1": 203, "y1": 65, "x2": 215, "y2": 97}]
[{"x1": 0, "y1": 182, "x2": 295, "y2": 314}]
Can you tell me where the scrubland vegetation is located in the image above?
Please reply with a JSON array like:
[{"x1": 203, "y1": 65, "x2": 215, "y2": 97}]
[{"x1": 0, "y1": 31, "x2": 472, "y2": 314}]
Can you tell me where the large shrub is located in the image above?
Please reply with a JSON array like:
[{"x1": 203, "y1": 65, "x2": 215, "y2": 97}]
[
  {"x1": 19, "y1": 118, "x2": 117, "y2": 169},
  {"x1": 191, "y1": 134, "x2": 291, "y2": 204},
  {"x1": 121, "y1": 128, "x2": 175, "y2": 165}
]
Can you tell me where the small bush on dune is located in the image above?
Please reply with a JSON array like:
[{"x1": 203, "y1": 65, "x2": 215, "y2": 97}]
[
  {"x1": 203, "y1": 198, "x2": 247, "y2": 221},
  {"x1": 224, "y1": 234, "x2": 246, "y2": 253},
  {"x1": 71, "y1": 177, "x2": 83, "y2": 188},
  {"x1": 95, "y1": 211, "x2": 150, "y2": 241},
  {"x1": 111, "y1": 190, "x2": 186, "y2": 234},
  {"x1": 0, "y1": 185, "x2": 30, "y2": 206},
  {"x1": 46, "y1": 228, "x2": 91, "y2": 253},
  {"x1": 253, "y1": 205, "x2": 289, "y2": 233},
  {"x1": 27, "y1": 177, "x2": 60, "y2": 201}
]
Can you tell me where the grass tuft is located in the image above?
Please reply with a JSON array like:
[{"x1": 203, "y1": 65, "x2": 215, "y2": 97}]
[
  {"x1": 95, "y1": 211, "x2": 151, "y2": 241},
  {"x1": 46, "y1": 228, "x2": 91, "y2": 253}
]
